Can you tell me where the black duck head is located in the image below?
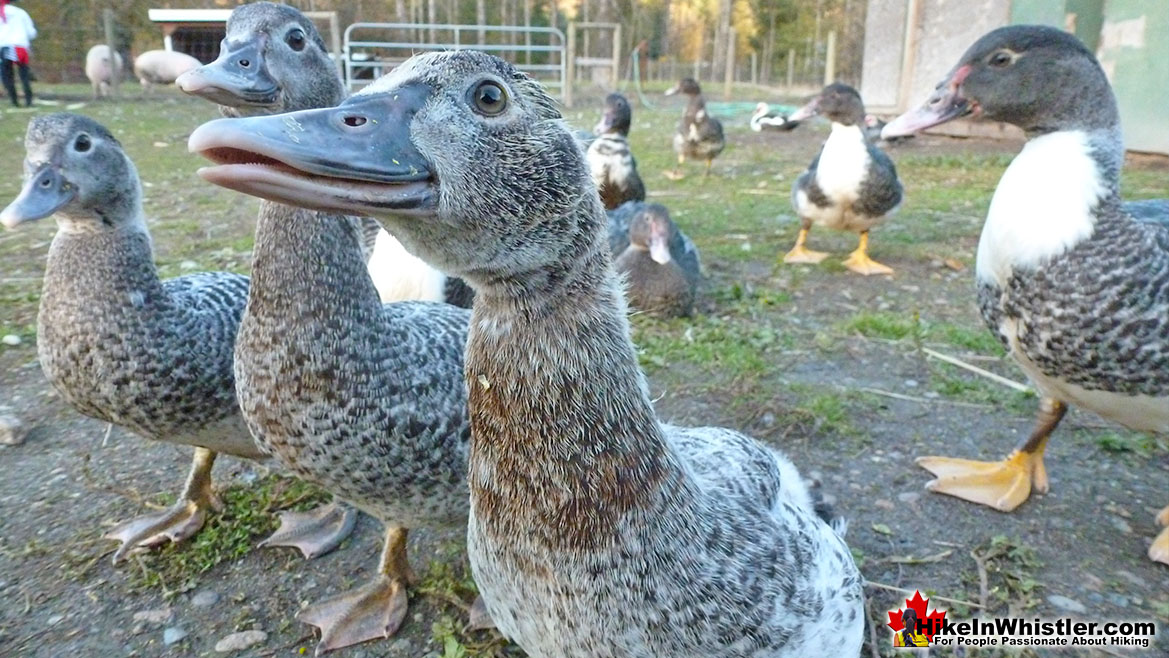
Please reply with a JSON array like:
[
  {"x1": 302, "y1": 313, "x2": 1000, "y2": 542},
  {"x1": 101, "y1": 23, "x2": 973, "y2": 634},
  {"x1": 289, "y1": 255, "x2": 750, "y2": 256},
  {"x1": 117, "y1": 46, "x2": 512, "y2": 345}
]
[
  {"x1": 2, "y1": 113, "x2": 139, "y2": 230},
  {"x1": 594, "y1": 92, "x2": 633, "y2": 137},
  {"x1": 789, "y1": 83, "x2": 865, "y2": 126},
  {"x1": 883, "y1": 25, "x2": 1116, "y2": 138},
  {"x1": 627, "y1": 204, "x2": 675, "y2": 264},
  {"x1": 178, "y1": 1, "x2": 342, "y2": 114},
  {"x1": 664, "y1": 77, "x2": 702, "y2": 97},
  {"x1": 190, "y1": 49, "x2": 596, "y2": 282}
]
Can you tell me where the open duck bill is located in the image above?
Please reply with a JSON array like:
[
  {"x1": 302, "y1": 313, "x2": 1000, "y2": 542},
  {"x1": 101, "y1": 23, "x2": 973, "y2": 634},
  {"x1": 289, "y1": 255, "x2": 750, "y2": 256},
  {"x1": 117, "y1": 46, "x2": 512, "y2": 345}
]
[
  {"x1": 188, "y1": 86, "x2": 437, "y2": 217},
  {"x1": 787, "y1": 97, "x2": 820, "y2": 122},
  {"x1": 176, "y1": 36, "x2": 280, "y2": 108},
  {"x1": 881, "y1": 65, "x2": 976, "y2": 139},
  {"x1": 1, "y1": 165, "x2": 76, "y2": 228}
]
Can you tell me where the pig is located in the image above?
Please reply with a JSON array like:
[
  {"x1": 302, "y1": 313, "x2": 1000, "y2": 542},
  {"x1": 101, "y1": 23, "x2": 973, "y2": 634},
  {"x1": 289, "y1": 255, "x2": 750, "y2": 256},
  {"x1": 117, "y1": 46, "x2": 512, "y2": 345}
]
[
  {"x1": 85, "y1": 44, "x2": 124, "y2": 99},
  {"x1": 133, "y1": 50, "x2": 201, "y2": 91}
]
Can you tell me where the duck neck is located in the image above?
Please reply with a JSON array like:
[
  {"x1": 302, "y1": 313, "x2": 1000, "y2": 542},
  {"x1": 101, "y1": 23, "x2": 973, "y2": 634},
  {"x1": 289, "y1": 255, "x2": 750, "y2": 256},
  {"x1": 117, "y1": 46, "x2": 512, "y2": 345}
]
[
  {"x1": 246, "y1": 200, "x2": 382, "y2": 321},
  {"x1": 975, "y1": 126, "x2": 1123, "y2": 286},
  {"x1": 42, "y1": 208, "x2": 162, "y2": 311},
  {"x1": 465, "y1": 203, "x2": 685, "y2": 552}
]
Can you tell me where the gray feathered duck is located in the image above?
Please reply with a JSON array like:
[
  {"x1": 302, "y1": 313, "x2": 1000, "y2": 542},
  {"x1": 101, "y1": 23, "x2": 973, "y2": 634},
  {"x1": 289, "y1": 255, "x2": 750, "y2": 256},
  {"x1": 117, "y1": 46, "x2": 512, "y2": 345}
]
[
  {"x1": 607, "y1": 201, "x2": 701, "y2": 317},
  {"x1": 0, "y1": 113, "x2": 274, "y2": 562},
  {"x1": 181, "y1": 3, "x2": 478, "y2": 651},
  {"x1": 665, "y1": 77, "x2": 726, "y2": 178},
  {"x1": 187, "y1": 49, "x2": 864, "y2": 657},
  {"x1": 883, "y1": 25, "x2": 1169, "y2": 565},
  {"x1": 587, "y1": 92, "x2": 646, "y2": 210},
  {"x1": 786, "y1": 83, "x2": 903, "y2": 275},
  {"x1": 176, "y1": 2, "x2": 472, "y2": 309}
]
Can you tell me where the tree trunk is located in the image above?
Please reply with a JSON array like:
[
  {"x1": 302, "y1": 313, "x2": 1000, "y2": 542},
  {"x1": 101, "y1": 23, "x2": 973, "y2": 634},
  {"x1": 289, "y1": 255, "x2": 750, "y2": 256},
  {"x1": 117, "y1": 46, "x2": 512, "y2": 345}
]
[
  {"x1": 477, "y1": 0, "x2": 486, "y2": 44},
  {"x1": 427, "y1": 0, "x2": 437, "y2": 42},
  {"x1": 523, "y1": 0, "x2": 532, "y2": 64}
]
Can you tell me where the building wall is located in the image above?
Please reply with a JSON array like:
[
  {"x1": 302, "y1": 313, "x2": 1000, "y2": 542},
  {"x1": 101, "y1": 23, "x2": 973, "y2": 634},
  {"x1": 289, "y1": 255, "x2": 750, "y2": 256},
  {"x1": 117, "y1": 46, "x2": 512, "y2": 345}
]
[{"x1": 1097, "y1": 0, "x2": 1168, "y2": 155}]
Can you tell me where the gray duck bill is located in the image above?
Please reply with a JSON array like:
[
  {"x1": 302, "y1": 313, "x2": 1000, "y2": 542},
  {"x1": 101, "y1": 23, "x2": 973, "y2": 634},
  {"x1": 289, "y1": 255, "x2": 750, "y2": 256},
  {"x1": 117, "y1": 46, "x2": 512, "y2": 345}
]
[
  {"x1": 882, "y1": 68, "x2": 974, "y2": 139},
  {"x1": 1, "y1": 165, "x2": 76, "y2": 228},
  {"x1": 177, "y1": 37, "x2": 280, "y2": 107},
  {"x1": 188, "y1": 86, "x2": 436, "y2": 217}
]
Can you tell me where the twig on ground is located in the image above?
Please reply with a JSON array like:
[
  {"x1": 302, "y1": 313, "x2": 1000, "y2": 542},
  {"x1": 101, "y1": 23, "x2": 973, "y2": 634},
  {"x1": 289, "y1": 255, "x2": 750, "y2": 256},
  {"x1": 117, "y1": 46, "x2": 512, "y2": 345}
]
[
  {"x1": 923, "y1": 347, "x2": 1031, "y2": 393},
  {"x1": 862, "y1": 592, "x2": 882, "y2": 658},
  {"x1": 860, "y1": 387, "x2": 992, "y2": 409},
  {"x1": 970, "y1": 549, "x2": 990, "y2": 610},
  {"x1": 875, "y1": 549, "x2": 953, "y2": 565},
  {"x1": 865, "y1": 580, "x2": 985, "y2": 609}
]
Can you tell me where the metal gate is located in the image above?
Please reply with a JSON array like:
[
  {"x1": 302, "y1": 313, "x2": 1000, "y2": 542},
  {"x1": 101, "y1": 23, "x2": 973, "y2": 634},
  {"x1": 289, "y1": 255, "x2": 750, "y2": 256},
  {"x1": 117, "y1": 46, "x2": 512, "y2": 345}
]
[{"x1": 342, "y1": 23, "x2": 567, "y2": 99}]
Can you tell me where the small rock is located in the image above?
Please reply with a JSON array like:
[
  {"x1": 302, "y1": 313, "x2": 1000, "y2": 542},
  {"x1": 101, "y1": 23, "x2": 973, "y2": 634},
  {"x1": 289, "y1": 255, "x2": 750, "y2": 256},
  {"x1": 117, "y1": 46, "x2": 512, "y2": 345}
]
[
  {"x1": 215, "y1": 629, "x2": 267, "y2": 653},
  {"x1": 904, "y1": 379, "x2": 919, "y2": 388},
  {"x1": 388, "y1": 638, "x2": 414, "y2": 655},
  {"x1": 897, "y1": 492, "x2": 920, "y2": 504},
  {"x1": 163, "y1": 627, "x2": 188, "y2": 645},
  {"x1": 760, "y1": 412, "x2": 776, "y2": 428},
  {"x1": 191, "y1": 590, "x2": 220, "y2": 608},
  {"x1": 0, "y1": 415, "x2": 28, "y2": 445},
  {"x1": 874, "y1": 499, "x2": 895, "y2": 511},
  {"x1": 1106, "y1": 593, "x2": 1129, "y2": 608},
  {"x1": 152, "y1": 141, "x2": 169, "y2": 148},
  {"x1": 179, "y1": 260, "x2": 200, "y2": 270},
  {"x1": 133, "y1": 607, "x2": 172, "y2": 625},
  {"x1": 1047, "y1": 595, "x2": 1087, "y2": 614},
  {"x1": 47, "y1": 614, "x2": 64, "y2": 626},
  {"x1": 1109, "y1": 516, "x2": 1132, "y2": 534},
  {"x1": 1, "y1": 334, "x2": 21, "y2": 346},
  {"x1": 1115, "y1": 570, "x2": 1144, "y2": 588}
]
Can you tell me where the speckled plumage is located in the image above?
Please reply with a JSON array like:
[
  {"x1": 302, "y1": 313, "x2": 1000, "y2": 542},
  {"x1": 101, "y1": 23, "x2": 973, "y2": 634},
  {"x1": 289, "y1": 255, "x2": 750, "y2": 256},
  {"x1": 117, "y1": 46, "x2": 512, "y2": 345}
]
[
  {"x1": 187, "y1": 50, "x2": 866, "y2": 657},
  {"x1": 234, "y1": 203, "x2": 471, "y2": 526},
  {"x1": 607, "y1": 201, "x2": 701, "y2": 317},
  {"x1": 14, "y1": 114, "x2": 259, "y2": 460}
]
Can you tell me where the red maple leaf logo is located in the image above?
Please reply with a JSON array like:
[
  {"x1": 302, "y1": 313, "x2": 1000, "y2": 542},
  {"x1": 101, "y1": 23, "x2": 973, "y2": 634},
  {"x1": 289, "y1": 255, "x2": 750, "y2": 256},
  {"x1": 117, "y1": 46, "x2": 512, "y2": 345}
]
[{"x1": 887, "y1": 590, "x2": 947, "y2": 641}]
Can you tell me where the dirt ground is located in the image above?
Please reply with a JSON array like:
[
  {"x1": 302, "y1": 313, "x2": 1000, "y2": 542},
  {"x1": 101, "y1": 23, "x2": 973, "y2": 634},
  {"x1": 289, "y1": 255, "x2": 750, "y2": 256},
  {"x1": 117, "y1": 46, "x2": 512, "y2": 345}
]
[{"x1": 0, "y1": 85, "x2": 1166, "y2": 658}]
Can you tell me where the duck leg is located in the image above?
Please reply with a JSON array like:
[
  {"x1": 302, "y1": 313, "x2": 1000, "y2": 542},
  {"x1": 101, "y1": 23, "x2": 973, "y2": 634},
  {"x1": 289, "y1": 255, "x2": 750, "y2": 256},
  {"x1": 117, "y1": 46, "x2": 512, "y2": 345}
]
[
  {"x1": 917, "y1": 398, "x2": 1065, "y2": 512},
  {"x1": 704, "y1": 158, "x2": 714, "y2": 176},
  {"x1": 1150, "y1": 505, "x2": 1169, "y2": 565},
  {"x1": 260, "y1": 500, "x2": 359, "y2": 559},
  {"x1": 105, "y1": 447, "x2": 222, "y2": 562},
  {"x1": 782, "y1": 220, "x2": 829, "y2": 264},
  {"x1": 841, "y1": 231, "x2": 894, "y2": 275},
  {"x1": 299, "y1": 526, "x2": 414, "y2": 654}
]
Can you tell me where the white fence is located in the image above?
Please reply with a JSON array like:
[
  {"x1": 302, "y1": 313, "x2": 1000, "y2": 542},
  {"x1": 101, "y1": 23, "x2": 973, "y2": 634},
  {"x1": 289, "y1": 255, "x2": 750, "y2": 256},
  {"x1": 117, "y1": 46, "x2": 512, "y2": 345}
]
[{"x1": 342, "y1": 23, "x2": 567, "y2": 99}]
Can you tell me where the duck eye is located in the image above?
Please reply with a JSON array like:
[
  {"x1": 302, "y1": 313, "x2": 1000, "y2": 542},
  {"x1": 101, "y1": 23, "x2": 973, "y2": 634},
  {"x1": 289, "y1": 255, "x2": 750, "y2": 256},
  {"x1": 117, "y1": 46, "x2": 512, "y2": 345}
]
[
  {"x1": 988, "y1": 51, "x2": 1013, "y2": 68},
  {"x1": 471, "y1": 80, "x2": 507, "y2": 117},
  {"x1": 74, "y1": 134, "x2": 91, "y2": 153},
  {"x1": 286, "y1": 29, "x2": 306, "y2": 52}
]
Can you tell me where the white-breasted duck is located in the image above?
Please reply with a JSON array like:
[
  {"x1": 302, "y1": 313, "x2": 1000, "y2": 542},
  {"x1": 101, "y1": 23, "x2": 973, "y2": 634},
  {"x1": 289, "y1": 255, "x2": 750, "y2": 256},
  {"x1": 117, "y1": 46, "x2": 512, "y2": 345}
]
[
  {"x1": 750, "y1": 102, "x2": 800, "y2": 132},
  {"x1": 184, "y1": 3, "x2": 478, "y2": 651},
  {"x1": 177, "y1": 3, "x2": 472, "y2": 310},
  {"x1": 665, "y1": 77, "x2": 726, "y2": 179},
  {"x1": 785, "y1": 83, "x2": 902, "y2": 275},
  {"x1": 587, "y1": 92, "x2": 646, "y2": 210},
  {"x1": 0, "y1": 114, "x2": 286, "y2": 562},
  {"x1": 883, "y1": 24, "x2": 1169, "y2": 565},
  {"x1": 607, "y1": 201, "x2": 701, "y2": 316},
  {"x1": 187, "y1": 49, "x2": 865, "y2": 657}
]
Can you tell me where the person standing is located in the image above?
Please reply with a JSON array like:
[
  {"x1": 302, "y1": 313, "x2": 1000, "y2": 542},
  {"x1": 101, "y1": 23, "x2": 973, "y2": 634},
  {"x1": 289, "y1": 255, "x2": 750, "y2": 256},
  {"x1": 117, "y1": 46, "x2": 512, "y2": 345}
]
[{"x1": 0, "y1": 0, "x2": 36, "y2": 107}]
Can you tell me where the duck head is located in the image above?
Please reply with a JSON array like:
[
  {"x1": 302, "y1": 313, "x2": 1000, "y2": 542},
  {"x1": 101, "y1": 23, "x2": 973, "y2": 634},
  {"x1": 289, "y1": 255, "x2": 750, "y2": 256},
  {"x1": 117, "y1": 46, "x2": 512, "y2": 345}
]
[
  {"x1": 177, "y1": 1, "x2": 343, "y2": 114},
  {"x1": 882, "y1": 25, "x2": 1116, "y2": 138},
  {"x1": 2, "y1": 113, "x2": 139, "y2": 231},
  {"x1": 788, "y1": 83, "x2": 865, "y2": 125},
  {"x1": 594, "y1": 92, "x2": 632, "y2": 137},
  {"x1": 189, "y1": 50, "x2": 594, "y2": 282},
  {"x1": 628, "y1": 204, "x2": 675, "y2": 265},
  {"x1": 664, "y1": 77, "x2": 702, "y2": 97}
]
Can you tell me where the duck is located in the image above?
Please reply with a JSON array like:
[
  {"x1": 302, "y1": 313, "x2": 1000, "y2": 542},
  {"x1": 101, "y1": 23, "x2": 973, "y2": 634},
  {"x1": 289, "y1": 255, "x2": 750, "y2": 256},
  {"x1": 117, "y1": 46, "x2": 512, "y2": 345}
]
[
  {"x1": 187, "y1": 49, "x2": 864, "y2": 657},
  {"x1": 176, "y1": 4, "x2": 471, "y2": 310},
  {"x1": 785, "y1": 83, "x2": 902, "y2": 275},
  {"x1": 587, "y1": 92, "x2": 646, "y2": 210},
  {"x1": 882, "y1": 24, "x2": 1169, "y2": 565},
  {"x1": 0, "y1": 114, "x2": 359, "y2": 563},
  {"x1": 665, "y1": 77, "x2": 726, "y2": 179},
  {"x1": 607, "y1": 201, "x2": 700, "y2": 316},
  {"x1": 750, "y1": 102, "x2": 800, "y2": 132},
  {"x1": 182, "y1": 3, "x2": 477, "y2": 651}
]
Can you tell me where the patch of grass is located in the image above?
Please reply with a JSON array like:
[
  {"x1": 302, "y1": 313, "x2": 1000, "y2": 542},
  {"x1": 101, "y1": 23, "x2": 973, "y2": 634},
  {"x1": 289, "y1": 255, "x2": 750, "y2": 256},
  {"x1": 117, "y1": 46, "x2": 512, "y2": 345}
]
[
  {"x1": 1093, "y1": 431, "x2": 1164, "y2": 458},
  {"x1": 632, "y1": 314, "x2": 783, "y2": 377},
  {"x1": 928, "y1": 322, "x2": 1004, "y2": 356},
  {"x1": 127, "y1": 474, "x2": 331, "y2": 595},
  {"x1": 841, "y1": 311, "x2": 920, "y2": 341}
]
